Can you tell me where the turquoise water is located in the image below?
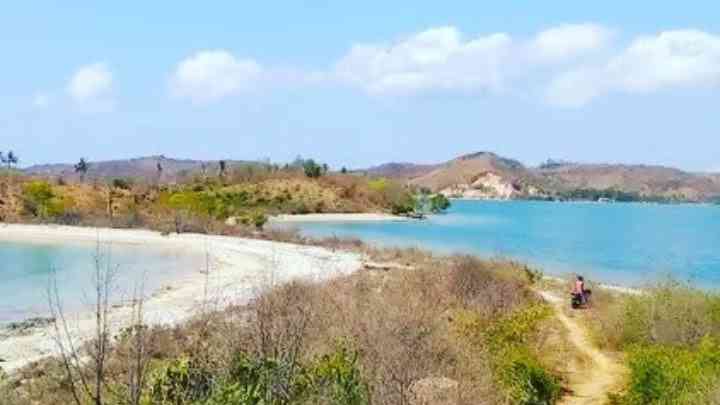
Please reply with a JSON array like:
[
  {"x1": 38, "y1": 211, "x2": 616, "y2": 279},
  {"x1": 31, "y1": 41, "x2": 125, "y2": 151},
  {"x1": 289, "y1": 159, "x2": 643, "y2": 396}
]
[
  {"x1": 0, "y1": 241, "x2": 203, "y2": 325},
  {"x1": 291, "y1": 200, "x2": 720, "y2": 288}
]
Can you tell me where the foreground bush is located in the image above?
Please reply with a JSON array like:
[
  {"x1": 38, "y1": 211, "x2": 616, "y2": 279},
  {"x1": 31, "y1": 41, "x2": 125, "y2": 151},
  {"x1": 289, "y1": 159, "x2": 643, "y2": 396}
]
[
  {"x1": 590, "y1": 280, "x2": 720, "y2": 404},
  {"x1": 4, "y1": 251, "x2": 560, "y2": 405},
  {"x1": 617, "y1": 337, "x2": 720, "y2": 404},
  {"x1": 453, "y1": 304, "x2": 562, "y2": 404}
]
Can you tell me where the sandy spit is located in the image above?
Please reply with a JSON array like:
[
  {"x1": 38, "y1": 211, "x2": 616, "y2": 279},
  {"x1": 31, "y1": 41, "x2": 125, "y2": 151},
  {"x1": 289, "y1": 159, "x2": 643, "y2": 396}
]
[
  {"x1": 269, "y1": 213, "x2": 411, "y2": 223},
  {"x1": 0, "y1": 224, "x2": 362, "y2": 373}
]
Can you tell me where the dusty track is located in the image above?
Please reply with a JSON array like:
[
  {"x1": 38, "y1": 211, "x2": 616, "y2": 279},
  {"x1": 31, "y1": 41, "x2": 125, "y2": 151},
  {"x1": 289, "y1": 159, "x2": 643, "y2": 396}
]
[{"x1": 539, "y1": 291, "x2": 625, "y2": 405}]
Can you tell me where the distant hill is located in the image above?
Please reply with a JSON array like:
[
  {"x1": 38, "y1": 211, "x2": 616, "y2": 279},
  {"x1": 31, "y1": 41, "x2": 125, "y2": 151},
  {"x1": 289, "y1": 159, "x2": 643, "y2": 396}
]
[
  {"x1": 21, "y1": 153, "x2": 720, "y2": 202},
  {"x1": 367, "y1": 152, "x2": 720, "y2": 202},
  {"x1": 364, "y1": 162, "x2": 441, "y2": 179},
  {"x1": 24, "y1": 156, "x2": 258, "y2": 182},
  {"x1": 536, "y1": 163, "x2": 720, "y2": 201}
]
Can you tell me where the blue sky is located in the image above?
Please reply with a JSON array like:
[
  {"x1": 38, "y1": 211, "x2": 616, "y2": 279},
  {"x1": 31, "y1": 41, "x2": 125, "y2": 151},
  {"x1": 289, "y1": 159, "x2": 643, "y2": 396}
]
[{"x1": 1, "y1": 1, "x2": 719, "y2": 171}]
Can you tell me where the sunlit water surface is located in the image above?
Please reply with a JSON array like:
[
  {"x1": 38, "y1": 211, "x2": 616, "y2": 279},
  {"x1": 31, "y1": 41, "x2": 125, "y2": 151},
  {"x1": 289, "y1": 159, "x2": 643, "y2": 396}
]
[{"x1": 286, "y1": 200, "x2": 720, "y2": 288}]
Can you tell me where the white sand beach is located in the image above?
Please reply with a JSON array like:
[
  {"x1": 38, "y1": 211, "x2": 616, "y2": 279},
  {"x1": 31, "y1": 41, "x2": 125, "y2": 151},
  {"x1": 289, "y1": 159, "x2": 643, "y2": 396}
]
[
  {"x1": 269, "y1": 213, "x2": 411, "y2": 223},
  {"x1": 0, "y1": 224, "x2": 362, "y2": 373}
]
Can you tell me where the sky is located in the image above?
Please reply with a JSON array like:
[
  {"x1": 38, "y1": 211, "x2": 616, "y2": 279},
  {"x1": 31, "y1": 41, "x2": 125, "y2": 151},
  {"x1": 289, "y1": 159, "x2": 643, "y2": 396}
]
[{"x1": 1, "y1": 1, "x2": 719, "y2": 171}]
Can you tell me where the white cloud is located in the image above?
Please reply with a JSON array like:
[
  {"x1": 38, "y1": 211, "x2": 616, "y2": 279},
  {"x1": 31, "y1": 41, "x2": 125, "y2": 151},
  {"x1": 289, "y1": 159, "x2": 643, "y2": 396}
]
[
  {"x1": 334, "y1": 24, "x2": 614, "y2": 96},
  {"x1": 170, "y1": 50, "x2": 263, "y2": 103},
  {"x1": 547, "y1": 30, "x2": 720, "y2": 107},
  {"x1": 32, "y1": 92, "x2": 51, "y2": 108},
  {"x1": 67, "y1": 63, "x2": 113, "y2": 103},
  {"x1": 530, "y1": 23, "x2": 613, "y2": 62},
  {"x1": 545, "y1": 68, "x2": 608, "y2": 108},
  {"x1": 335, "y1": 26, "x2": 514, "y2": 95},
  {"x1": 610, "y1": 30, "x2": 720, "y2": 91},
  {"x1": 158, "y1": 25, "x2": 720, "y2": 108}
]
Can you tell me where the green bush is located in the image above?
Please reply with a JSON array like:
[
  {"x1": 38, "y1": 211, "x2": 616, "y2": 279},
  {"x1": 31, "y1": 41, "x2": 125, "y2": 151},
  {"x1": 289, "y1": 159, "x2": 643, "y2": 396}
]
[
  {"x1": 390, "y1": 198, "x2": 415, "y2": 215},
  {"x1": 453, "y1": 305, "x2": 561, "y2": 404},
  {"x1": 302, "y1": 160, "x2": 323, "y2": 178},
  {"x1": 145, "y1": 357, "x2": 214, "y2": 405},
  {"x1": 22, "y1": 180, "x2": 65, "y2": 219},
  {"x1": 307, "y1": 342, "x2": 369, "y2": 405},
  {"x1": 112, "y1": 177, "x2": 133, "y2": 190},
  {"x1": 223, "y1": 354, "x2": 304, "y2": 404},
  {"x1": 497, "y1": 350, "x2": 563, "y2": 405},
  {"x1": 593, "y1": 282, "x2": 720, "y2": 403},
  {"x1": 617, "y1": 337, "x2": 720, "y2": 404},
  {"x1": 429, "y1": 194, "x2": 451, "y2": 213},
  {"x1": 250, "y1": 211, "x2": 268, "y2": 229},
  {"x1": 484, "y1": 305, "x2": 562, "y2": 404},
  {"x1": 610, "y1": 281, "x2": 720, "y2": 349},
  {"x1": 201, "y1": 343, "x2": 368, "y2": 405}
]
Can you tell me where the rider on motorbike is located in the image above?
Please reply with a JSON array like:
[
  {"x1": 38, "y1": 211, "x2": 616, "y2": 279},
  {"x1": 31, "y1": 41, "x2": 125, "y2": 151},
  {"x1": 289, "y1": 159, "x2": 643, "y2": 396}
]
[{"x1": 571, "y1": 275, "x2": 587, "y2": 307}]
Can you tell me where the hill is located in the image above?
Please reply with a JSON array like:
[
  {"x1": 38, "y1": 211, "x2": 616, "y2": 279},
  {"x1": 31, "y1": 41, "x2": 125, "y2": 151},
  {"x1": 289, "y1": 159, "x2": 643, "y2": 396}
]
[
  {"x1": 23, "y1": 156, "x2": 257, "y2": 182},
  {"x1": 408, "y1": 152, "x2": 543, "y2": 199},
  {"x1": 371, "y1": 153, "x2": 720, "y2": 202},
  {"x1": 537, "y1": 163, "x2": 720, "y2": 201},
  {"x1": 363, "y1": 162, "x2": 440, "y2": 179}
]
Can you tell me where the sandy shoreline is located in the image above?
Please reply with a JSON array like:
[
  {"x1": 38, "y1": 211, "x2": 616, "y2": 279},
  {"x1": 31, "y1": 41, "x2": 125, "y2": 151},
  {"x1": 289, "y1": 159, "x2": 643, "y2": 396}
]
[
  {"x1": 0, "y1": 224, "x2": 362, "y2": 373},
  {"x1": 269, "y1": 213, "x2": 412, "y2": 223}
]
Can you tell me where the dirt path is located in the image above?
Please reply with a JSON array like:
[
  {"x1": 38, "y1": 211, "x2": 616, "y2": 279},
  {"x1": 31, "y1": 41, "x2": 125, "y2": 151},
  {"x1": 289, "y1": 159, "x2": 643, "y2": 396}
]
[{"x1": 538, "y1": 291, "x2": 625, "y2": 405}]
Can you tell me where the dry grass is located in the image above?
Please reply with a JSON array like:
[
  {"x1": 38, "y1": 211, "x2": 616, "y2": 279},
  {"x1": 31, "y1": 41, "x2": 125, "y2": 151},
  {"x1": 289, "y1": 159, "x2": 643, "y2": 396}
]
[
  {"x1": 0, "y1": 170, "x2": 411, "y2": 235},
  {"x1": 2, "y1": 248, "x2": 557, "y2": 405}
]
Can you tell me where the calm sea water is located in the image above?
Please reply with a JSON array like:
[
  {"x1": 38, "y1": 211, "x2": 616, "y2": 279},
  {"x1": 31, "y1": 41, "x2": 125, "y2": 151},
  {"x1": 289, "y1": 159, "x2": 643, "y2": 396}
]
[
  {"x1": 0, "y1": 241, "x2": 204, "y2": 325},
  {"x1": 291, "y1": 200, "x2": 720, "y2": 288}
]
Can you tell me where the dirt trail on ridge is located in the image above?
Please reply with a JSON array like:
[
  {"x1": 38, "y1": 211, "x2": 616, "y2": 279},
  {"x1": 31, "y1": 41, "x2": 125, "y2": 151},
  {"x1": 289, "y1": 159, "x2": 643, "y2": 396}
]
[{"x1": 538, "y1": 291, "x2": 626, "y2": 405}]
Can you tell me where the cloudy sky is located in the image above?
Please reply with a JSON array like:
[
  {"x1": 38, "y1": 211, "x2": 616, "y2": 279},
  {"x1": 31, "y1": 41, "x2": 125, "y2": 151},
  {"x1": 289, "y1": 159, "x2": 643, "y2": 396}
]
[{"x1": 1, "y1": 2, "x2": 719, "y2": 171}]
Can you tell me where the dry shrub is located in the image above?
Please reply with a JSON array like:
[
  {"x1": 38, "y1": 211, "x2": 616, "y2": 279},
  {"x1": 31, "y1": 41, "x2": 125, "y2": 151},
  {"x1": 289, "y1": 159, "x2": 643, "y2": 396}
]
[
  {"x1": 7, "y1": 248, "x2": 543, "y2": 405},
  {"x1": 587, "y1": 280, "x2": 720, "y2": 404},
  {"x1": 447, "y1": 256, "x2": 531, "y2": 318},
  {"x1": 589, "y1": 280, "x2": 720, "y2": 351},
  {"x1": 247, "y1": 281, "x2": 314, "y2": 363}
]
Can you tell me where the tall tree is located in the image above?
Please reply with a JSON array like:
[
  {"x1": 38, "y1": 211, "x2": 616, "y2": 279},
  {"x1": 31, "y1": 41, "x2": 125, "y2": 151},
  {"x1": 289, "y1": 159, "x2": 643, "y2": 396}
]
[
  {"x1": 75, "y1": 158, "x2": 90, "y2": 182},
  {"x1": 218, "y1": 160, "x2": 227, "y2": 178},
  {"x1": 5, "y1": 151, "x2": 18, "y2": 170},
  {"x1": 156, "y1": 159, "x2": 163, "y2": 184}
]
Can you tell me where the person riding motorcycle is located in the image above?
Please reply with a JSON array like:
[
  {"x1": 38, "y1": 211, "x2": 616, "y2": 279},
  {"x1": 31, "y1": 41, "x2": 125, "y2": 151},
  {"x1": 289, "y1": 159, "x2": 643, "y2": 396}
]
[{"x1": 571, "y1": 275, "x2": 588, "y2": 308}]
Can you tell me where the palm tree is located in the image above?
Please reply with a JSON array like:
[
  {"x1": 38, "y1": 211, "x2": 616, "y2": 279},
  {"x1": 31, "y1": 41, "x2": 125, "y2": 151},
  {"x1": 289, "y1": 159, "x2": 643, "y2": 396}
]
[
  {"x1": 218, "y1": 160, "x2": 227, "y2": 178},
  {"x1": 0, "y1": 152, "x2": 6, "y2": 168},
  {"x1": 74, "y1": 158, "x2": 89, "y2": 182},
  {"x1": 5, "y1": 151, "x2": 18, "y2": 170},
  {"x1": 156, "y1": 159, "x2": 164, "y2": 184}
]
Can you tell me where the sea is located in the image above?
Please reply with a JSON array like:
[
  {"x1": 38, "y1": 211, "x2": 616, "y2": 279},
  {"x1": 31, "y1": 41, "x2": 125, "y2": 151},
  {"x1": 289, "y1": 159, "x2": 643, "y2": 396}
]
[
  {"x1": 0, "y1": 240, "x2": 204, "y2": 325},
  {"x1": 285, "y1": 200, "x2": 720, "y2": 289}
]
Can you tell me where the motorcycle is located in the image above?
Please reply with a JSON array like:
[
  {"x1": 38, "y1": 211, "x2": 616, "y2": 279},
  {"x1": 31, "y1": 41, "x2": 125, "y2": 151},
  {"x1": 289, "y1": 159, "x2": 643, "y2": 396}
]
[{"x1": 570, "y1": 290, "x2": 592, "y2": 309}]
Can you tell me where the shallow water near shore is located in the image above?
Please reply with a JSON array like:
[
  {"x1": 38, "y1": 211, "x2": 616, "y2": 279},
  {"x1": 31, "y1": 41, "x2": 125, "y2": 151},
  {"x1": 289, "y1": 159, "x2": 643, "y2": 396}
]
[
  {"x1": 289, "y1": 200, "x2": 720, "y2": 288},
  {"x1": 0, "y1": 241, "x2": 205, "y2": 326}
]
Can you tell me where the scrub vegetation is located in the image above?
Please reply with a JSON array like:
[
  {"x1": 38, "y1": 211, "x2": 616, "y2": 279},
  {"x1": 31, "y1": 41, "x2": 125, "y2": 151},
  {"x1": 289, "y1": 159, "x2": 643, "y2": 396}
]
[
  {"x1": 1, "y1": 250, "x2": 563, "y2": 405},
  {"x1": 0, "y1": 161, "x2": 450, "y2": 232},
  {"x1": 583, "y1": 281, "x2": 720, "y2": 404}
]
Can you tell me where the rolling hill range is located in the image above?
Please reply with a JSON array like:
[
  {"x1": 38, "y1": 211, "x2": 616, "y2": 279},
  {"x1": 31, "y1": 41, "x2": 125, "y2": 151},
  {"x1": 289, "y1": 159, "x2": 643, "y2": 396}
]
[
  {"x1": 19, "y1": 153, "x2": 720, "y2": 202},
  {"x1": 366, "y1": 152, "x2": 720, "y2": 202},
  {"x1": 23, "y1": 156, "x2": 257, "y2": 182}
]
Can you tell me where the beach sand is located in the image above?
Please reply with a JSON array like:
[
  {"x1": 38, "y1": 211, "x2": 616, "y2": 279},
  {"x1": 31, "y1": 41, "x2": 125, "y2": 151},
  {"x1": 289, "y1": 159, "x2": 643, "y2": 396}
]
[
  {"x1": 0, "y1": 224, "x2": 362, "y2": 373},
  {"x1": 269, "y1": 213, "x2": 411, "y2": 223}
]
